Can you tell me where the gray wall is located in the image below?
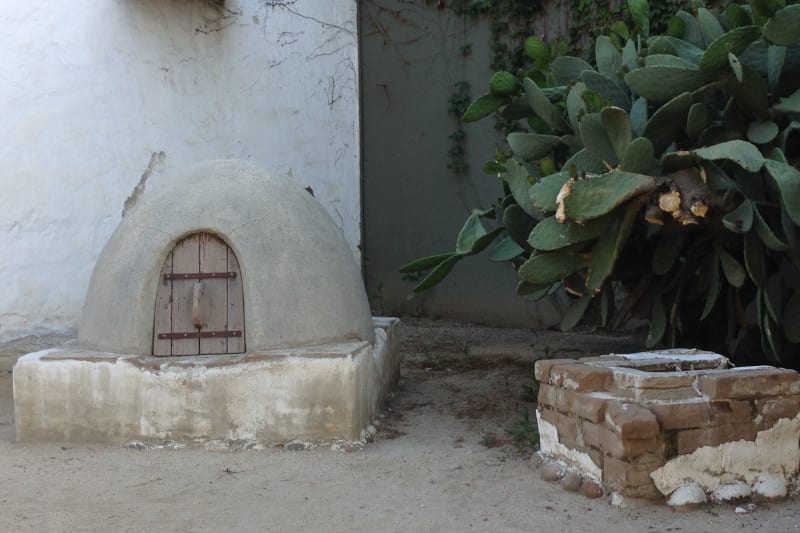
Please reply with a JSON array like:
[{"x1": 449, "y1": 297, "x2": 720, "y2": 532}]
[{"x1": 359, "y1": 2, "x2": 572, "y2": 327}]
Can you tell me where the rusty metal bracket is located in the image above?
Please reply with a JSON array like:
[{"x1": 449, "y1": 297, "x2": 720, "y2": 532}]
[
  {"x1": 157, "y1": 330, "x2": 242, "y2": 340},
  {"x1": 164, "y1": 272, "x2": 237, "y2": 280}
]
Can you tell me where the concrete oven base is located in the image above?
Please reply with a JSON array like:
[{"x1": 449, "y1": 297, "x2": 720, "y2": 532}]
[
  {"x1": 534, "y1": 350, "x2": 800, "y2": 505},
  {"x1": 13, "y1": 318, "x2": 400, "y2": 444}
]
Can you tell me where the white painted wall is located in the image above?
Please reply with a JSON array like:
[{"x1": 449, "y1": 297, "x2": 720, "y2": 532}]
[{"x1": 0, "y1": 0, "x2": 361, "y2": 341}]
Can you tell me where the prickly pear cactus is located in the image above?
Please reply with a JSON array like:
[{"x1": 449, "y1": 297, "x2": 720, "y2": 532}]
[{"x1": 401, "y1": 0, "x2": 800, "y2": 367}]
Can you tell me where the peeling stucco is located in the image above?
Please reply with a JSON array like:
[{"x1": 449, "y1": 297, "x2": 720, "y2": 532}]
[{"x1": 650, "y1": 414, "x2": 800, "y2": 496}]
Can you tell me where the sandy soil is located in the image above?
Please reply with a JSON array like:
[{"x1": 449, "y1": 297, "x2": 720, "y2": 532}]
[{"x1": 0, "y1": 319, "x2": 798, "y2": 532}]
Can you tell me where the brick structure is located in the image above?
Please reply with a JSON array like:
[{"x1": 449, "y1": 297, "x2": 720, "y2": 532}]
[{"x1": 535, "y1": 350, "x2": 800, "y2": 501}]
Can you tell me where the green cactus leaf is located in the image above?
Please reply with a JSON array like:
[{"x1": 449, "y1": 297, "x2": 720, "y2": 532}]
[
  {"x1": 694, "y1": 140, "x2": 765, "y2": 172},
  {"x1": 530, "y1": 171, "x2": 571, "y2": 212},
  {"x1": 551, "y1": 56, "x2": 594, "y2": 85},
  {"x1": 732, "y1": 63, "x2": 771, "y2": 119},
  {"x1": 686, "y1": 102, "x2": 710, "y2": 140},
  {"x1": 411, "y1": 254, "x2": 463, "y2": 292},
  {"x1": 566, "y1": 82, "x2": 588, "y2": 132},
  {"x1": 488, "y1": 236, "x2": 524, "y2": 262},
  {"x1": 705, "y1": 162, "x2": 738, "y2": 192},
  {"x1": 483, "y1": 161, "x2": 507, "y2": 174},
  {"x1": 499, "y1": 98, "x2": 534, "y2": 120},
  {"x1": 581, "y1": 70, "x2": 631, "y2": 109},
  {"x1": 489, "y1": 71, "x2": 518, "y2": 95},
  {"x1": 627, "y1": 0, "x2": 650, "y2": 38},
  {"x1": 560, "y1": 293, "x2": 593, "y2": 332},
  {"x1": 697, "y1": 8, "x2": 725, "y2": 46},
  {"x1": 503, "y1": 204, "x2": 536, "y2": 247},
  {"x1": 595, "y1": 35, "x2": 621, "y2": 80},
  {"x1": 660, "y1": 151, "x2": 696, "y2": 173},
  {"x1": 601, "y1": 107, "x2": 634, "y2": 161},
  {"x1": 612, "y1": 21, "x2": 631, "y2": 41},
  {"x1": 528, "y1": 213, "x2": 615, "y2": 251},
  {"x1": 456, "y1": 211, "x2": 504, "y2": 255},
  {"x1": 587, "y1": 200, "x2": 641, "y2": 291},
  {"x1": 621, "y1": 137, "x2": 655, "y2": 173},
  {"x1": 785, "y1": 292, "x2": 800, "y2": 343},
  {"x1": 753, "y1": 207, "x2": 791, "y2": 251},
  {"x1": 725, "y1": 4, "x2": 753, "y2": 28},
  {"x1": 501, "y1": 159, "x2": 539, "y2": 218},
  {"x1": 764, "y1": 5, "x2": 800, "y2": 46},
  {"x1": 563, "y1": 170, "x2": 657, "y2": 222},
  {"x1": 723, "y1": 199, "x2": 754, "y2": 233},
  {"x1": 644, "y1": 54, "x2": 698, "y2": 69},
  {"x1": 750, "y1": 0, "x2": 787, "y2": 19},
  {"x1": 462, "y1": 94, "x2": 507, "y2": 122},
  {"x1": 643, "y1": 92, "x2": 693, "y2": 155},
  {"x1": 667, "y1": 15, "x2": 685, "y2": 39},
  {"x1": 524, "y1": 36, "x2": 550, "y2": 67},
  {"x1": 717, "y1": 245, "x2": 747, "y2": 288},
  {"x1": 764, "y1": 159, "x2": 800, "y2": 225},
  {"x1": 516, "y1": 280, "x2": 554, "y2": 298},
  {"x1": 507, "y1": 132, "x2": 562, "y2": 161},
  {"x1": 625, "y1": 66, "x2": 707, "y2": 102},
  {"x1": 676, "y1": 10, "x2": 704, "y2": 48},
  {"x1": 622, "y1": 39, "x2": 638, "y2": 72},
  {"x1": 399, "y1": 253, "x2": 455, "y2": 273},
  {"x1": 654, "y1": 36, "x2": 704, "y2": 64},
  {"x1": 653, "y1": 234, "x2": 687, "y2": 275},
  {"x1": 767, "y1": 45, "x2": 786, "y2": 91},
  {"x1": 518, "y1": 251, "x2": 587, "y2": 285},
  {"x1": 524, "y1": 78, "x2": 570, "y2": 134},
  {"x1": 580, "y1": 112, "x2": 619, "y2": 167},
  {"x1": 774, "y1": 89, "x2": 800, "y2": 114},
  {"x1": 747, "y1": 121, "x2": 779, "y2": 144},
  {"x1": 646, "y1": 293, "x2": 666, "y2": 347},
  {"x1": 629, "y1": 97, "x2": 648, "y2": 137},
  {"x1": 699, "y1": 26, "x2": 761, "y2": 72},
  {"x1": 744, "y1": 230, "x2": 767, "y2": 288},
  {"x1": 701, "y1": 249, "x2": 721, "y2": 320},
  {"x1": 563, "y1": 148, "x2": 605, "y2": 174},
  {"x1": 648, "y1": 37, "x2": 677, "y2": 56}
]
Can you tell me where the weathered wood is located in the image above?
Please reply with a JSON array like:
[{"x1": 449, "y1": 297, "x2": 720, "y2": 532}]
[
  {"x1": 171, "y1": 234, "x2": 200, "y2": 355},
  {"x1": 199, "y1": 234, "x2": 228, "y2": 355},
  {"x1": 153, "y1": 251, "x2": 173, "y2": 356},
  {"x1": 227, "y1": 247, "x2": 245, "y2": 353}
]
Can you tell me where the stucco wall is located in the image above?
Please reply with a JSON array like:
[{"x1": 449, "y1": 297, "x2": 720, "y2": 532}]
[
  {"x1": 360, "y1": 2, "x2": 565, "y2": 327},
  {"x1": 0, "y1": 1, "x2": 361, "y2": 341}
]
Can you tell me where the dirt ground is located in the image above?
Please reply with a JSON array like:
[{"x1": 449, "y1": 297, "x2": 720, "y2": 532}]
[{"x1": 0, "y1": 319, "x2": 798, "y2": 532}]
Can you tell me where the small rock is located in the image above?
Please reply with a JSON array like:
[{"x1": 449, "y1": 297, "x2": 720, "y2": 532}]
[
  {"x1": 530, "y1": 451, "x2": 547, "y2": 468},
  {"x1": 124, "y1": 440, "x2": 147, "y2": 450},
  {"x1": 366, "y1": 424, "x2": 378, "y2": 436},
  {"x1": 204, "y1": 440, "x2": 230, "y2": 452},
  {"x1": 667, "y1": 483, "x2": 707, "y2": 510},
  {"x1": 284, "y1": 440, "x2": 311, "y2": 452},
  {"x1": 582, "y1": 479, "x2": 604, "y2": 499},
  {"x1": 360, "y1": 429, "x2": 373, "y2": 442},
  {"x1": 540, "y1": 461, "x2": 566, "y2": 482},
  {"x1": 372, "y1": 419, "x2": 381, "y2": 427},
  {"x1": 754, "y1": 475, "x2": 787, "y2": 500},
  {"x1": 561, "y1": 470, "x2": 583, "y2": 492},
  {"x1": 609, "y1": 492, "x2": 625, "y2": 507},
  {"x1": 712, "y1": 481, "x2": 751, "y2": 503},
  {"x1": 330, "y1": 440, "x2": 364, "y2": 453}
]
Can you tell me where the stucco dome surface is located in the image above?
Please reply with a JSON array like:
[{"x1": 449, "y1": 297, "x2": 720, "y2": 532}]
[{"x1": 79, "y1": 160, "x2": 374, "y2": 354}]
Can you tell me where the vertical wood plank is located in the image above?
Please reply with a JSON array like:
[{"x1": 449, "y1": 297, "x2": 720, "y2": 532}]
[
  {"x1": 152, "y1": 251, "x2": 173, "y2": 356},
  {"x1": 199, "y1": 234, "x2": 228, "y2": 354},
  {"x1": 171, "y1": 234, "x2": 200, "y2": 355},
  {"x1": 227, "y1": 247, "x2": 245, "y2": 353}
]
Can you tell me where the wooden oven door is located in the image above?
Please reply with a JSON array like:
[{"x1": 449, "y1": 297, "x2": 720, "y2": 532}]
[{"x1": 153, "y1": 233, "x2": 245, "y2": 356}]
